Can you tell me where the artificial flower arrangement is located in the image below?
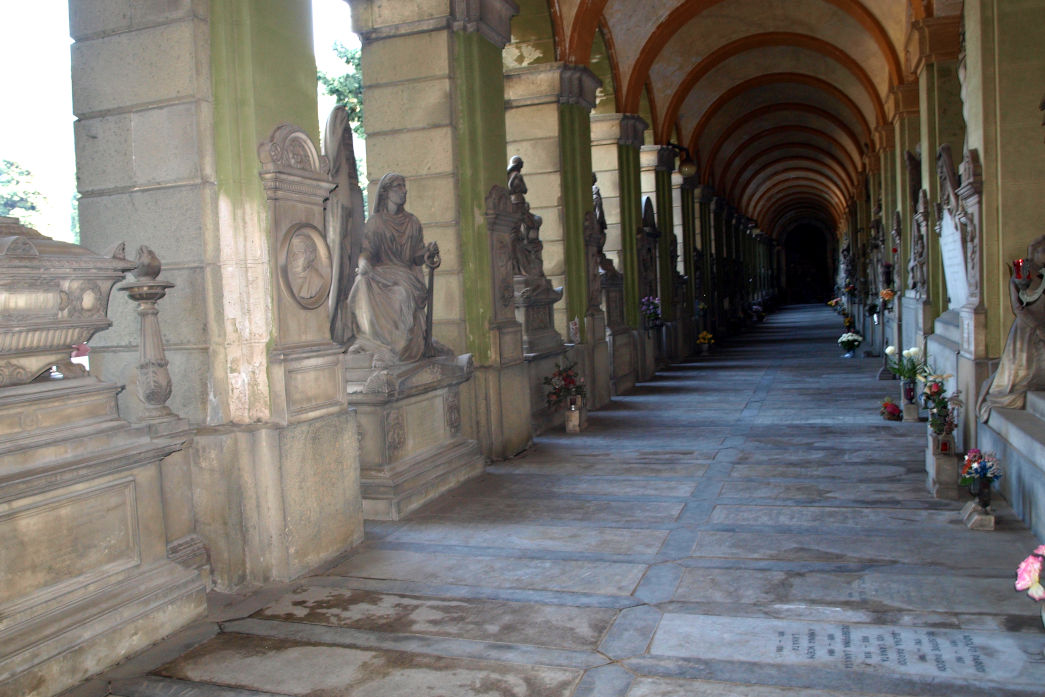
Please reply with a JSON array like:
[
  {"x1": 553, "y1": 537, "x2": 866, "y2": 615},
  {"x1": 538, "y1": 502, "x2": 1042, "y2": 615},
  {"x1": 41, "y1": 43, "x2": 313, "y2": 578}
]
[
  {"x1": 843, "y1": 314, "x2": 855, "y2": 330},
  {"x1": 879, "y1": 288, "x2": 896, "y2": 310},
  {"x1": 843, "y1": 282, "x2": 856, "y2": 294},
  {"x1": 884, "y1": 345, "x2": 929, "y2": 381},
  {"x1": 640, "y1": 296, "x2": 662, "y2": 329},
  {"x1": 827, "y1": 297, "x2": 842, "y2": 308},
  {"x1": 879, "y1": 397, "x2": 902, "y2": 421},
  {"x1": 696, "y1": 330, "x2": 714, "y2": 344},
  {"x1": 922, "y1": 375, "x2": 962, "y2": 436},
  {"x1": 1015, "y1": 546, "x2": 1045, "y2": 602},
  {"x1": 958, "y1": 449, "x2": 1002, "y2": 486},
  {"x1": 865, "y1": 302, "x2": 879, "y2": 316},
  {"x1": 542, "y1": 360, "x2": 586, "y2": 410},
  {"x1": 838, "y1": 332, "x2": 863, "y2": 351}
]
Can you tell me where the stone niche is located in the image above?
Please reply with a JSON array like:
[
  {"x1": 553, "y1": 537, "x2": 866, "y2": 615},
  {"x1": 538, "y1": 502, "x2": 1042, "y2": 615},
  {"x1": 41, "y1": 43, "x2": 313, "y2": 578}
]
[{"x1": 0, "y1": 220, "x2": 206, "y2": 697}]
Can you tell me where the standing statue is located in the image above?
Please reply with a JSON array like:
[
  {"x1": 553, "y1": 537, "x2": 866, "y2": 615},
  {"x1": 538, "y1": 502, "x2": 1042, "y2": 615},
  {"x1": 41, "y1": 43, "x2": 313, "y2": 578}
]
[
  {"x1": 325, "y1": 105, "x2": 366, "y2": 344},
  {"x1": 583, "y1": 210, "x2": 604, "y2": 310},
  {"x1": 978, "y1": 234, "x2": 1045, "y2": 420},
  {"x1": 506, "y1": 156, "x2": 553, "y2": 287},
  {"x1": 908, "y1": 223, "x2": 927, "y2": 295},
  {"x1": 346, "y1": 173, "x2": 447, "y2": 366}
]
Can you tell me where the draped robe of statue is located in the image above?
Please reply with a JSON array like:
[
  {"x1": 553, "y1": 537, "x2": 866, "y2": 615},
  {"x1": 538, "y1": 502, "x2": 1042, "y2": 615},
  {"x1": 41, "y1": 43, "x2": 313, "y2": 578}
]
[
  {"x1": 347, "y1": 177, "x2": 429, "y2": 365},
  {"x1": 978, "y1": 235, "x2": 1045, "y2": 420}
]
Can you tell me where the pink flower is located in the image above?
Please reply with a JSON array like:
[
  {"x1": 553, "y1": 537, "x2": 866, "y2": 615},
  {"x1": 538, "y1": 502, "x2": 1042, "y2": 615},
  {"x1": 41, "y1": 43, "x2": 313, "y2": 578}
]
[{"x1": 1015, "y1": 553, "x2": 1045, "y2": 600}]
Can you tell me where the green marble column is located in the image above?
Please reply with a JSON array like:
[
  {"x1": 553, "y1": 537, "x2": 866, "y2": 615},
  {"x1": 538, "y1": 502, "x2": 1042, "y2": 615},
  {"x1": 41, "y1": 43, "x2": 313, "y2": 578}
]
[
  {"x1": 560, "y1": 101, "x2": 596, "y2": 340},
  {"x1": 618, "y1": 135, "x2": 644, "y2": 327},
  {"x1": 655, "y1": 147, "x2": 676, "y2": 322}
]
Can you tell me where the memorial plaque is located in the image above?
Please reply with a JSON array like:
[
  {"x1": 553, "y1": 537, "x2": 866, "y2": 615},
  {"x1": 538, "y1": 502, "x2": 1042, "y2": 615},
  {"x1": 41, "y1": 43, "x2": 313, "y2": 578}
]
[
  {"x1": 650, "y1": 614, "x2": 1044, "y2": 686},
  {"x1": 938, "y1": 207, "x2": 968, "y2": 310}
]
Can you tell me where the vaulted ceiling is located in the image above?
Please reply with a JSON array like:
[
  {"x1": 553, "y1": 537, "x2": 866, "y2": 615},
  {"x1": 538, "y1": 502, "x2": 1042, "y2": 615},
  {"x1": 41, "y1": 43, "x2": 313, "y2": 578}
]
[{"x1": 506, "y1": 1, "x2": 959, "y2": 239}]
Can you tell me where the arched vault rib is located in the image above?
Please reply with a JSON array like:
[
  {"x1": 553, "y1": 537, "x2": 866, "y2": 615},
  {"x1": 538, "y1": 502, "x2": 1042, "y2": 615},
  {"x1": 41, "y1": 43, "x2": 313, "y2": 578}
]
[
  {"x1": 748, "y1": 175, "x2": 847, "y2": 220},
  {"x1": 766, "y1": 201, "x2": 842, "y2": 236},
  {"x1": 722, "y1": 141, "x2": 857, "y2": 192},
  {"x1": 744, "y1": 170, "x2": 848, "y2": 217},
  {"x1": 702, "y1": 105, "x2": 864, "y2": 180},
  {"x1": 686, "y1": 74, "x2": 874, "y2": 161},
  {"x1": 589, "y1": 0, "x2": 902, "y2": 114},
  {"x1": 769, "y1": 204, "x2": 838, "y2": 234},
  {"x1": 726, "y1": 150, "x2": 855, "y2": 203},
  {"x1": 658, "y1": 32, "x2": 886, "y2": 141}
]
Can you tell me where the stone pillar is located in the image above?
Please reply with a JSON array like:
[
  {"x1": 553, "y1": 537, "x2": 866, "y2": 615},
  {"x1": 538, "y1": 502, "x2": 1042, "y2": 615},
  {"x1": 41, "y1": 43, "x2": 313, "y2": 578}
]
[
  {"x1": 503, "y1": 60, "x2": 608, "y2": 410},
  {"x1": 681, "y1": 176, "x2": 698, "y2": 342},
  {"x1": 617, "y1": 117, "x2": 647, "y2": 329},
  {"x1": 695, "y1": 186, "x2": 715, "y2": 332},
  {"x1": 350, "y1": 0, "x2": 530, "y2": 459},
  {"x1": 72, "y1": 0, "x2": 364, "y2": 591},
  {"x1": 710, "y1": 196, "x2": 727, "y2": 332}
]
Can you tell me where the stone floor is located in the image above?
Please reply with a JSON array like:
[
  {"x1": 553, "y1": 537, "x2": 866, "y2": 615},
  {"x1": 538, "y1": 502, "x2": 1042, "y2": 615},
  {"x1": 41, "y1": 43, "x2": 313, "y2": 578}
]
[{"x1": 73, "y1": 305, "x2": 1044, "y2": 697}]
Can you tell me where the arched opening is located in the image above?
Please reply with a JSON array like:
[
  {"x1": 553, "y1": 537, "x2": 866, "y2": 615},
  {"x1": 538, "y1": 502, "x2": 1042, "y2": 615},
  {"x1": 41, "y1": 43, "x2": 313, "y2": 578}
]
[{"x1": 780, "y1": 222, "x2": 836, "y2": 303}]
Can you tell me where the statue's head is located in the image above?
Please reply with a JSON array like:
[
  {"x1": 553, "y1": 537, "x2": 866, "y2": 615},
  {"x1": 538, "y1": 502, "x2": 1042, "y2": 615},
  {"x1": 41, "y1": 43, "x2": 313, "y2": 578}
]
[
  {"x1": 508, "y1": 156, "x2": 523, "y2": 174},
  {"x1": 374, "y1": 173, "x2": 407, "y2": 213},
  {"x1": 289, "y1": 234, "x2": 318, "y2": 274}
]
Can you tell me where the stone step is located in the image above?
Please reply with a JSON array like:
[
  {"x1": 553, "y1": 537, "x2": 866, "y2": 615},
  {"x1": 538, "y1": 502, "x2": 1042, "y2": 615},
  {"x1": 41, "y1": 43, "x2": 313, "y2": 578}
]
[{"x1": 1026, "y1": 390, "x2": 1045, "y2": 420}]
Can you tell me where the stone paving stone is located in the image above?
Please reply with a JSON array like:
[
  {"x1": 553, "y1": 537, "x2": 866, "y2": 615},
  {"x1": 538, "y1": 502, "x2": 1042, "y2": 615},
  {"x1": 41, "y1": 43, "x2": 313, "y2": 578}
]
[
  {"x1": 327, "y1": 549, "x2": 648, "y2": 596},
  {"x1": 154, "y1": 632, "x2": 583, "y2": 696},
  {"x1": 382, "y1": 519, "x2": 670, "y2": 556},
  {"x1": 251, "y1": 587, "x2": 618, "y2": 650}
]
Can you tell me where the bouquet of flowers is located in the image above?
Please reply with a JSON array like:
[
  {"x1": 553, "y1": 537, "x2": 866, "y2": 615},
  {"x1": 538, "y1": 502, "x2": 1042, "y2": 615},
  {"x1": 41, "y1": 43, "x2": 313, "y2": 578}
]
[
  {"x1": 827, "y1": 298, "x2": 842, "y2": 308},
  {"x1": 959, "y1": 449, "x2": 1001, "y2": 486},
  {"x1": 921, "y1": 375, "x2": 960, "y2": 436},
  {"x1": 640, "y1": 296, "x2": 662, "y2": 329},
  {"x1": 879, "y1": 288, "x2": 896, "y2": 311},
  {"x1": 696, "y1": 331, "x2": 714, "y2": 345},
  {"x1": 843, "y1": 314, "x2": 855, "y2": 330},
  {"x1": 880, "y1": 397, "x2": 902, "y2": 421},
  {"x1": 843, "y1": 282, "x2": 856, "y2": 294},
  {"x1": 838, "y1": 332, "x2": 863, "y2": 351},
  {"x1": 1015, "y1": 546, "x2": 1045, "y2": 601},
  {"x1": 543, "y1": 360, "x2": 585, "y2": 410},
  {"x1": 884, "y1": 345, "x2": 929, "y2": 381}
]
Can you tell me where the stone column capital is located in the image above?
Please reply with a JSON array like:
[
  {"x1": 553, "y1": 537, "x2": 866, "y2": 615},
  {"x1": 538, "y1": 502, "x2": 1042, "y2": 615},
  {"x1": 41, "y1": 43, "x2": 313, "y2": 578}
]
[
  {"x1": 907, "y1": 15, "x2": 961, "y2": 75},
  {"x1": 888, "y1": 82, "x2": 920, "y2": 120},
  {"x1": 349, "y1": 0, "x2": 519, "y2": 47},
  {"x1": 619, "y1": 114, "x2": 648, "y2": 148},
  {"x1": 504, "y1": 62, "x2": 601, "y2": 110},
  {"x1": 656, "y1": 146, "x2": 676, "y2": 172}
]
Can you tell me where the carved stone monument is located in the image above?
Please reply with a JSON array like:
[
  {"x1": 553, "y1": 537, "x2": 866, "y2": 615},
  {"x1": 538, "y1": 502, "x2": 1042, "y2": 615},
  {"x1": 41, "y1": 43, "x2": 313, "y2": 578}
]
[
  {"x1": 0, "y1": 219, "x2": 206, "y2": 697},
  {"x1": 581, "y1": 208, "x2": 612, "y2": 408},
  {"x1": 504, "y1": 157, "x2": 570, "y2": 431},
  {"x1": 977, "y1": 234, "x2": 1045, "y2": 420},
  {"x1": 595, "y1": 175, "x2": 636, "y2": 395},
  {"x1": 636, "y1": 197, "x2": 660, "y2": 380},
  {"x1": 325, "y1": 105, "x2": 367, "y2": 345},
  {"x1": 342, "y1": 174, "x2": 484, "y2": 519}
]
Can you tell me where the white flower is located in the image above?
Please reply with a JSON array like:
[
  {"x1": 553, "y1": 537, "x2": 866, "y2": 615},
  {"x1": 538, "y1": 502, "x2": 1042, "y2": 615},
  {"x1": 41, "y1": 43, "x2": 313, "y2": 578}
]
[
  {"x1": 908, "y1": 347, "x2": 921, "y2": 358},
  {"x1": 885, "y1": 346, "x2": 897, "y2": 356},
  {"x1": 902, "y1": 348, "x2": 912, "y2": 358}
]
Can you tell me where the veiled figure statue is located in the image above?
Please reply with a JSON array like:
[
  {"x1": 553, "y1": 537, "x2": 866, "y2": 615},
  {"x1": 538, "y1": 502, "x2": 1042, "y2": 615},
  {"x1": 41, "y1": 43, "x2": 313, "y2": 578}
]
[
  {"x1": 978, "y1": 234, "x2": 1045, "y2": 420},
  {"x1": 347, "y1": 173, "x2": 446, "y2": 366}
]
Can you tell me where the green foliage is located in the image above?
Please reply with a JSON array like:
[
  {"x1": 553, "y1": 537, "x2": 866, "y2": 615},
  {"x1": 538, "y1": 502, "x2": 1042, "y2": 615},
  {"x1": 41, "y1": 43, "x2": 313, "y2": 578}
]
[
  {"x1": 0, "y1": 159, "x2": 44, "y2": 218},
  {"x1": 318, "y1": 42, "x2": 364, "y2": 138}
]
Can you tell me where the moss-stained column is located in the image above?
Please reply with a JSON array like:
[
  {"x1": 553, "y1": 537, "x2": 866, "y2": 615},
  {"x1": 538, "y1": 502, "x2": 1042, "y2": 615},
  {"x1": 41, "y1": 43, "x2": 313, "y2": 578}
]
[
  {"x1": 617, "y1": 119, "x2": 647, "y2": 327},
  {"x1": 913, "y1": 15, "x2": 965, "y2": 320},
  {"x1": 695, "y1": 186, "x2": 714, "y2": 330},
  {"x1": 504, "y1": 63, "x2": 600, "y2": 340},
  {"x1": 681, "y1": 177, "x2": 698, "y2": 315},
  {"x1": 351, "y1": 0, "x2": 530, "y2": 458},
  {"x1": 654, "y1": 147, "x2": 677, "y2": 323}
]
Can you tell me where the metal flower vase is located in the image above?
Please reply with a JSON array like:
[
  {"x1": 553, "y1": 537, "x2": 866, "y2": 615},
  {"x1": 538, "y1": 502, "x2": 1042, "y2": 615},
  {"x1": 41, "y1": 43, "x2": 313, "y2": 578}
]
[{"x1": 968, "y1": 476, "x2": 992, "y2": 510}]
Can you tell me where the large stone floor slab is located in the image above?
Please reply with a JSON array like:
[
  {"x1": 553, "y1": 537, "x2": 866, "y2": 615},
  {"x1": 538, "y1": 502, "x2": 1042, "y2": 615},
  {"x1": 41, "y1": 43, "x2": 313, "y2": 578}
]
[{"x1": 85, "y1": 306, "x2": 1044, "y2": 697}]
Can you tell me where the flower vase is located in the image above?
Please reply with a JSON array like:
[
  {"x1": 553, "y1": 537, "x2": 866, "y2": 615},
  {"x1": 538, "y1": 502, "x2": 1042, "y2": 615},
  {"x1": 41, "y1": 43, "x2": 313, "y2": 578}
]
[
  {"x1": 700, "y1": 343, "x2": 710, "y2": 356},
  {"x1": 901, "y1": 379, "x2": 919, "y2": 422},
  {"x1": 565, "y1": 396, "x2": 586, "y2": 433},
  {"x1": 969, "y1": 476, "x2": 992, "y2": 510}
]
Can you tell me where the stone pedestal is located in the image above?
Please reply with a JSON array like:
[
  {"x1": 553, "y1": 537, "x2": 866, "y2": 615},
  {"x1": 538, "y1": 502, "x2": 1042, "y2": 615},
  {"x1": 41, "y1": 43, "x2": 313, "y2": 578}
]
[
  {"x1": 636, "y1": 329, "x2": 657, "y2": 382},
  {"x1": 345, "y1": 354, "x2": 485, "y2": 520},
  {"x1": 602, "y1": 272, "x2": 636, "y2": 395},
  {"x1": 926, "y1": 433, "x2": 960, "y2": 499},
  {"x1": 961, "y1": 500, "x2": 995, "y2": 530},
  {"x1": 0, "y1": 378, "x2": 206, "y2": 697},
  {"x1": 564, "y1": 397, "x2": 587, "y2": 433},
  {"x1": 584, "y1": 310, "x2": 611, "y2": 409}
]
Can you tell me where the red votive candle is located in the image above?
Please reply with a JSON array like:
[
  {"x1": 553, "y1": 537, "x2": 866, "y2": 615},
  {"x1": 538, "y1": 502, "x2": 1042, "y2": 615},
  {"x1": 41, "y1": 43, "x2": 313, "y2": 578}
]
[{"x1": 1014, "y1": 258, "x2": 1024, "y2": 279}]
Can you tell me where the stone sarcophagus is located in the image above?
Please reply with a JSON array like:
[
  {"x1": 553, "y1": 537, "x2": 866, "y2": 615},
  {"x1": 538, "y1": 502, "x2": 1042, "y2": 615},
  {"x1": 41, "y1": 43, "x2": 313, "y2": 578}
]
[{"x1": 0, "y1": 219, "x2": 206, "y2": 697}]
